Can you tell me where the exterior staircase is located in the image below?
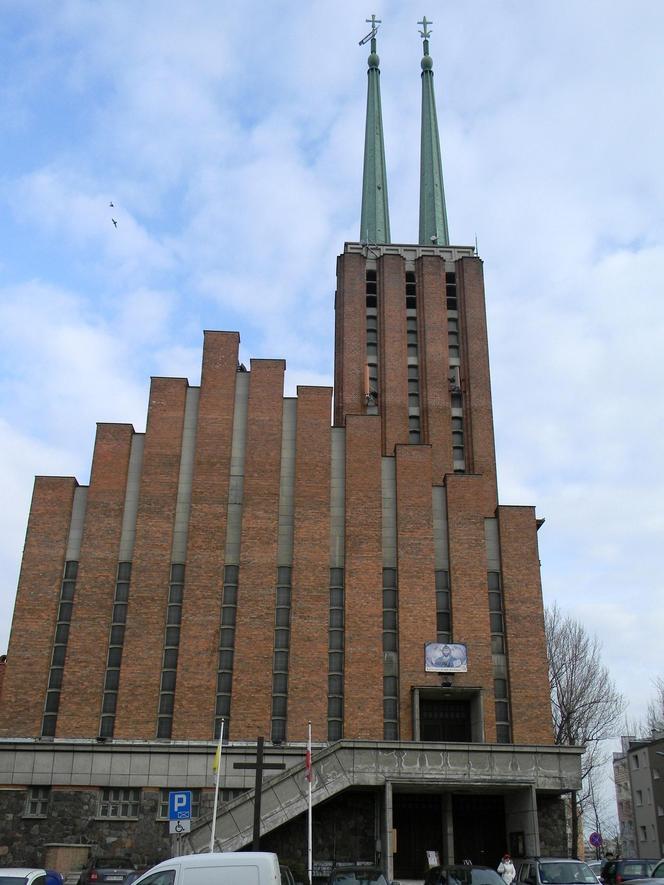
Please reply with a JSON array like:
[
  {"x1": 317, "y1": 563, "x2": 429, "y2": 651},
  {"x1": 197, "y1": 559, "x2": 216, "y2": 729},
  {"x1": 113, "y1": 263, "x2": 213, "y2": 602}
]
[{"x1": 183, "y1": 739, "x2": 583, "y2": 854}]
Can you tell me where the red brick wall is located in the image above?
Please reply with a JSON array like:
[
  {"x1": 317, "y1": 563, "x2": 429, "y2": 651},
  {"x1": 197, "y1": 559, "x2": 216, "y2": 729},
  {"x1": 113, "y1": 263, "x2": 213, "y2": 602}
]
[
  {"x1": 114, "y1": 377, "x2": 188, "y2": 739},
  {"x1": 334, "y1": 252, "x2": 366, "y2": 426},
  {"x1": 395, "y1": 445, "x2": 438, "y2": 738},
  {"x1": 172, "y1": 332, "x2": 239, "y2": 740},
  {"x1": 231, "y1": 360, "x2": 285, "y2": 738},
  {"x1": 344, "y1": 415, "x2": 383, "y2": 738},
  {"x1": 379, "y1": 254, "x2": 408, "y2": 456},
  {"x1": 457, "y1": 257, "x2": 497, "y2": 505},
  {"x1": 288, "y1": 386, "x2": 332, "y2": 743},
  {"x1": 498, "y1": 505, "x2": 554, "y2": 744},
  {"x1": 445, "y1": 473, "x2": 496, "y2": 740},
  {"x1": 0, "y1": 476, "x2": 77, "y2": 737},
  {"x1": 417, "y1": 255, "x2": 452, "y2": 480},
  {"x1": 57, "y1": 423, "x2": 134, "y2": 736}
]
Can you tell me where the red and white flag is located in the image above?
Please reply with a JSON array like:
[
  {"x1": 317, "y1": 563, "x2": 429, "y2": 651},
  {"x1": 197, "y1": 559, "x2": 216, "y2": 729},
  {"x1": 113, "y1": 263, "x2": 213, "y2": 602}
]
[{"x1": 305, "y1": 730, "x2": 313, "y2": 782}]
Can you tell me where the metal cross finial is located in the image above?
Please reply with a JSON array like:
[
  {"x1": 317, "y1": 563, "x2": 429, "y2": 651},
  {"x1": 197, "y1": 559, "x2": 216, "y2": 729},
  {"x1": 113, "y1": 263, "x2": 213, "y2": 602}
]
[
  {"x1": 359, "y1": 14, "x2": 381, "y2": 46},
  {"x1": 418, "y1": 16, "x2": 433, "y2": 39}
]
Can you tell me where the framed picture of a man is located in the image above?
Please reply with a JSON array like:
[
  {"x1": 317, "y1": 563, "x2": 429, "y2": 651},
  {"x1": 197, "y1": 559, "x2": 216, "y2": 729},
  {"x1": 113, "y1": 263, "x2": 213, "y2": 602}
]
[{"x1": 424, "y1": 641, "x2": 468, "y2": 672}]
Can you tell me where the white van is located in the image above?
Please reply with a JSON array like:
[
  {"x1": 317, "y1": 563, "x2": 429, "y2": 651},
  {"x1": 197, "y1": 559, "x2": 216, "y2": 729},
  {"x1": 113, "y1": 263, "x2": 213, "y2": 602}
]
[{"x1": 132, "y1": 853, "x2": 281, "y2": 885}]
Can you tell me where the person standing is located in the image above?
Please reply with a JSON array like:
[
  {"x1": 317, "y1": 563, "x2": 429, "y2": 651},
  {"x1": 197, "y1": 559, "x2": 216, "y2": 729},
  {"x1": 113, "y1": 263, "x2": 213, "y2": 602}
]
[{"x1": 498, "y1": 854, "x2": 516, "y2": 885}]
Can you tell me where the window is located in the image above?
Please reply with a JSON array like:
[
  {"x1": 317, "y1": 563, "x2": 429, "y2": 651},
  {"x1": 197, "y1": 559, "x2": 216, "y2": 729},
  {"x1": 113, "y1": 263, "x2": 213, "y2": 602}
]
[
  {"x1": 636, "y1": 789, "x2": 643, "y2": 805},
  {"x1": 639, "y1": 825, "x2": 647, "y2": 841},
  {"x1": 24, "y1": 786, "x2": 50, "y2": 817},
  {"x1": 328, "y1": 569, "x2": 344, "y2": 741},
  {"x1": 133, "y1": 871, "x2": 176, "y2": 885},
  {"x1": 42, "y1": 561, "x2": 79, "y2": 737},
  {"x1": 100, "y1": 562, "x2": 132, "y2": 739},
  {"x1": 98, "y1": 787, "x2": 140, "y2": 818},
  {"x1": 435, "y1": 570, "x2": 451, "y2": 643},
  {"x1": 632, "y1": 754, "x2": 640, "y2": 768},
  {"x1": 271, "y1": 567, "x2": 292, "y2": 743},
  {"x1": 216, "y1": 565, "x2": 239, "y2": 739},
  {"x1": 446, "y1": 272, "x2": 457, "y2": 310},
  {"x1": 383, "y1": 568, "x2": 399, "y2": 740},
  {"x1": 157, "y1": 564, "x2": 185, "y2": 739},
  {"x1": 158, "y1": 789, "x2": 201, "y2": 820}
]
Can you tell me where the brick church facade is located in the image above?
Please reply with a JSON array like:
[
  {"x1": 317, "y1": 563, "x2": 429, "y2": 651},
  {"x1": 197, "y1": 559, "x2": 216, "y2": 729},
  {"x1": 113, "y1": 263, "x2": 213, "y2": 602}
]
[{"x1": 0, "y1": 20, "x2": 581, "y2": 880}]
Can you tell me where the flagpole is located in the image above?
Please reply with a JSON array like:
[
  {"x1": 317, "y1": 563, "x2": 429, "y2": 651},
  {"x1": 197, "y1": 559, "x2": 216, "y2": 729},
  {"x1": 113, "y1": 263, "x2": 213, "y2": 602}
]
[
  {"x1": 307, "y1": 720, "x2": 312, "y2": 885},
  {"x1": 209, "y1": 718, "x2": 225, "y2": 853}
]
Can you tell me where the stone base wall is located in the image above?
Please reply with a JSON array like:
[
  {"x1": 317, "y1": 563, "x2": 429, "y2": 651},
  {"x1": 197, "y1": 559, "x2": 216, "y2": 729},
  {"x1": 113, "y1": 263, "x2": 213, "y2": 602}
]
[
  {"x1": 261, "y1": 789, "x2": 378, "y2": 880},
  {"x1": 0, "y1": 788, "x2": 216, "y2": 870}
]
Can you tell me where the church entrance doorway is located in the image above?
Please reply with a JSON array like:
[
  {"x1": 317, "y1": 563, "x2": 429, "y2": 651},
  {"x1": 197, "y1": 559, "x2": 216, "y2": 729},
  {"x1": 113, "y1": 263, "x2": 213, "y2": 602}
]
[
  {"x1": 392, "y1": 793, "x2": 443, "y2": 880},
  {"x1": 452, "y1": 793, "x2": 506, "y2": 866}
]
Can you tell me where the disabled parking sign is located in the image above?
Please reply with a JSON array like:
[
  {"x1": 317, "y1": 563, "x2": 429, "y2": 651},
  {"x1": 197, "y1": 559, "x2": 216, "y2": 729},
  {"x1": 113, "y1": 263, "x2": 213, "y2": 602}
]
[{"x1": 169, "y1": 790, "x2": 192, "y2": 820}]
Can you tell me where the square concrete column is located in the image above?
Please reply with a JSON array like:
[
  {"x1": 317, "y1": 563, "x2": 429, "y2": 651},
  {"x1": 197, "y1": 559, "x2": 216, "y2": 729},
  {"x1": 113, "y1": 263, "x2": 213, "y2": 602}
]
[
  {"x1": 384, "y1": 781, "x2": 394, "y2": 881},
  {"x1": 504, "y1": 785, "x2": 540, "y2": 856},
  {"x1": 443, "y1": 792, "x2": 455, "y2": 863}
]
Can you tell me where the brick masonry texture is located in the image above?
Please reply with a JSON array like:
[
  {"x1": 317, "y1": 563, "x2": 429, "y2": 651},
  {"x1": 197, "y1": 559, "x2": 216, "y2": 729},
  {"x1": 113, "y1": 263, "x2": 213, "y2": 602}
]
[
  {"x1": 395, "y1": 445, "x2": 439, "y2": 738},
  {"x1": 344, "y1": 415, "x2": 384, "y2": 738},
  {"x1": 457, "y1": 257, "x2": 498, "y2": 505},
  {"x1": 231, "y1": 359, "x2": 285, "y2": 738},
  {"x1": 498, "y1": 505, "x2": 554, "y2": 744},
  {"x1": 0, "y1": 476, "x2": 77, "y2": 737},
  {"x1": 445, "y1": 473, "x2": 497, "y2": 741},
  {"x1": 287, "y1": 386, "x2": 333, "y2": 743},
  {"x1": 334, "y1": 252, "x2": 367, "y2": 425},
  {"x1": 57, "y1": 423, "x2": 134, "y2": 737},
  {"x1": 378, "y1": 254, "x2": 409, "y2": 456},
  {"x1": 113, "y1": 377, "x2": 188, "y2": 739},
  {"x1": 417, "y1": 255, "x2": 453, "y2": 479},
  {"x1": 172, "y1": 331, "x2": 239, "y2": 740}
]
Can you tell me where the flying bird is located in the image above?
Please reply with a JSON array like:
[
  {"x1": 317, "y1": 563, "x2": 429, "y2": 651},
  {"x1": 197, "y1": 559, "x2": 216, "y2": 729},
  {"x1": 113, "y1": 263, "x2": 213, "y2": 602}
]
[
  {"x1": 109, "y1": 201, "x2": 114, "y2": 207},
  {"x1": 112, "y1": 218, "x2": 118, "y2": 228}
]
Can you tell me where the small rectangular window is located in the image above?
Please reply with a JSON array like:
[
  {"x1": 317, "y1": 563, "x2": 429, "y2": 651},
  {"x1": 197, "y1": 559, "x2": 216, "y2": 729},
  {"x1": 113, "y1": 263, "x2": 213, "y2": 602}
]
[
  {"x1": 98, "y1": 787, "x2": 140, "y2": 819},
  {"x1": 24, "y1": 786, "x2": 50, "y2": 817}
]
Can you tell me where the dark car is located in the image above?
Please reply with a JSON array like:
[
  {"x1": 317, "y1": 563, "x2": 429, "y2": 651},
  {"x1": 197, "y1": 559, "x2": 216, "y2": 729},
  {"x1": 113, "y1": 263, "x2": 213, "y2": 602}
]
[
  {"x1": 424, "y1": 865, "x2": 504, "y2": 885},
  {"x1": 78, "y1": 859, "x2": 136, "y2": 885},
  {"x1": 624, "y1": 860, "x2": 664, "y2": 885},
  {"x1": 328, "y1": 868, "x2": 389, "y2": 885},
  {"x1": 602, "y1": 861, "x2": 660, "y2": 885}
]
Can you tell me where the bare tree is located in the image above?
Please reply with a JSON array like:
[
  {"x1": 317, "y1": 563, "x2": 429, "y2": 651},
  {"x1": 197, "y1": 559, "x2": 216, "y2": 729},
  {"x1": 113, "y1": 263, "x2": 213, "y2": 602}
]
[
  {"x1": 645, "y1": 676, "x2": 664, "y2": 734},
  {"x1": 544, "y1": 603, "x2": 626, "y2": 854}
]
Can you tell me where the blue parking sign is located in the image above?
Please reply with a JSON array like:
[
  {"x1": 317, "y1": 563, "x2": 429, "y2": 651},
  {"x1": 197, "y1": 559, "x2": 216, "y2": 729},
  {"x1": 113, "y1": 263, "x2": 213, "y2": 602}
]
[{"x1": 168, "y1": 790, "x2": 192, "y2": 820}]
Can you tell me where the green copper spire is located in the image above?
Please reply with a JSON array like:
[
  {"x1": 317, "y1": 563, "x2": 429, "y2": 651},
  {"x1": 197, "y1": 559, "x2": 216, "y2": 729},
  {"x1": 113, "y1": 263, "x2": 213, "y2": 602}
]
[
  {"x1": 418, "y1": 17, "x2": 450, "y2": 246},
  {"x1": 359, "y1": 15, "x2": 391, "y2": 244}
]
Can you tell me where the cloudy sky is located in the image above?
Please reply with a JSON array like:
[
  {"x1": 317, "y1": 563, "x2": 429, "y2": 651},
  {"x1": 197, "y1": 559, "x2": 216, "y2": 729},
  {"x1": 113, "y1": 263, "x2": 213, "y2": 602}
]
[{"x1": 1, "y1": 0, "x2": 663, "y2": 746}]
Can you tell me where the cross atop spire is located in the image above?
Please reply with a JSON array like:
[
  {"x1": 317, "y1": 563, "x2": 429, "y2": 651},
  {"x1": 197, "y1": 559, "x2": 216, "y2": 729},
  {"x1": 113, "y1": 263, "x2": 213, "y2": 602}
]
[
  {"x1": 418, "y1": 16, "x2": 432, "y2": 40},
  {"x1": 359, "y1": 13, "x2": 391, "y2": 244},
  {"x1": 417, "y1": 16, "x2": 450, "y2": 246}
]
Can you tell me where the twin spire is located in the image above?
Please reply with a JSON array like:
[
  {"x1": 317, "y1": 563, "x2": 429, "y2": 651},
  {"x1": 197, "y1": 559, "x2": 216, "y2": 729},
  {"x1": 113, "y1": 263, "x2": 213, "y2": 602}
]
[{"x1": 359, "y1": 15, "x2": 450, "y2": 247}]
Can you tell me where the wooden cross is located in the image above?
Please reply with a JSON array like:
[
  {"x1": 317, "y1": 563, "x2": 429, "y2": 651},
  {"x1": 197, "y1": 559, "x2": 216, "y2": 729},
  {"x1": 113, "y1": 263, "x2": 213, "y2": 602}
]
[{"x1": 232, "y1": 736, "x2": 286, "y2": 849}]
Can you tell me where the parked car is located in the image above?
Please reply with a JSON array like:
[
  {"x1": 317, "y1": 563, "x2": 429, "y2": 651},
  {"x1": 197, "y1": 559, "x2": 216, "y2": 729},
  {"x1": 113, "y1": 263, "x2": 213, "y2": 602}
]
[
  {"x1": 0, "y1": 870, "x2": 50, "y2": 885},
  {"x1": 280, "y1": 866, "x2": 296, "y2": 885},
  {"x1": 327, "y1": 868, "x2": 389, "y2": 885},
  {"x1": 622, "y1": 860, "x2": 664, "y2": 885},
  {"x1": 423, "y1": 865, "x2": 504, "y2": 885},
  {"x1": 514, "y1": 858, "x2": 598, "y2": 885},
  {"x1": 130, "y1": 853, "x2": 280, "y2": 885},
  {"x1": 78, "y1": 859, "x2": 136, "y2": 885},
  {"x1": 603, "y1": 861, "x2": 660, "y2": 884},
  {"x1": 587, "y1": 863, "x2": 602, "y2": 881}
]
